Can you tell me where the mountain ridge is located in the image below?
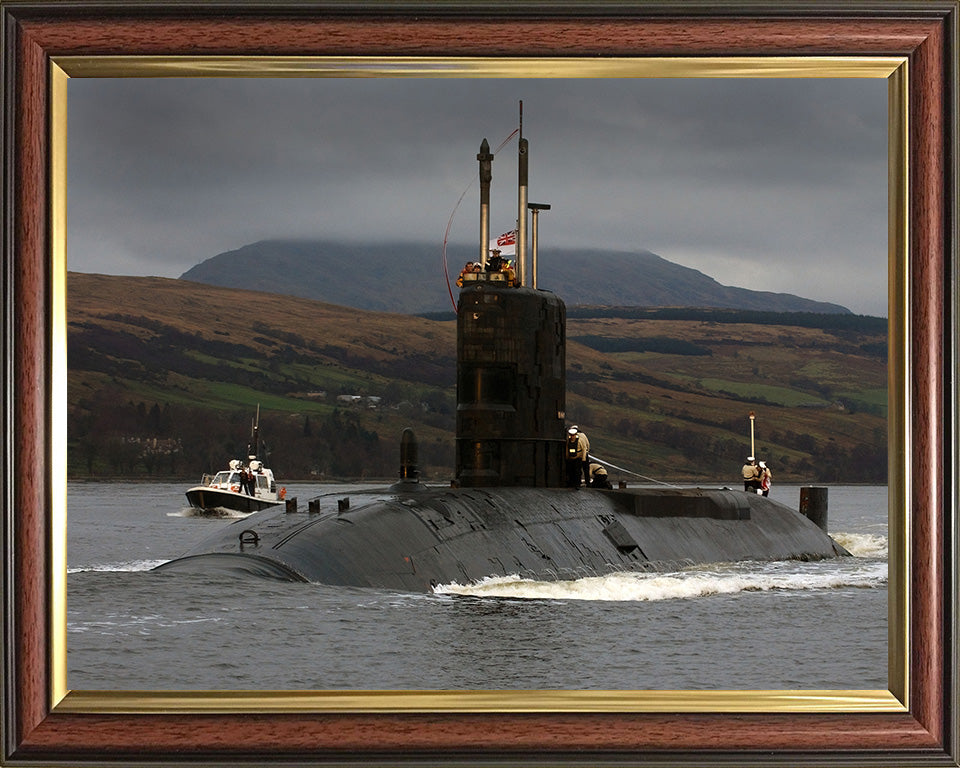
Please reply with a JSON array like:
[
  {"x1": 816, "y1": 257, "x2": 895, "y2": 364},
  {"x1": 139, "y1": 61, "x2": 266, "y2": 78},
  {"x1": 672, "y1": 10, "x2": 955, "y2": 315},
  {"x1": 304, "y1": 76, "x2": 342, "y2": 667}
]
[{"x1": 179, "y1": 239, "x2": 852, "y2": 315}]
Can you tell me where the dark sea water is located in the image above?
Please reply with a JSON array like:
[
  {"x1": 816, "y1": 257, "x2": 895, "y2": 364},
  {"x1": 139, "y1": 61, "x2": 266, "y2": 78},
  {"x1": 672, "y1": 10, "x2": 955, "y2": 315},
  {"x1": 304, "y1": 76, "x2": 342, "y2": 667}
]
[{"x1": 67, "y1": 482, "x2": 888, "y2": 691}]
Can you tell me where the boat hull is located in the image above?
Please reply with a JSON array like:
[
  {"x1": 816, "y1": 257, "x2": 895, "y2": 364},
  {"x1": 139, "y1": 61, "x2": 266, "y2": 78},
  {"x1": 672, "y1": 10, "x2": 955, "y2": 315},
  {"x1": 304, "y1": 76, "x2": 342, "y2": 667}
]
[
  {"x1": 159, "y1": 485, "x2": 849, "y2": 591},
  {"x1": 185, "y1": 486, "x2": 280, "y2": 514}
]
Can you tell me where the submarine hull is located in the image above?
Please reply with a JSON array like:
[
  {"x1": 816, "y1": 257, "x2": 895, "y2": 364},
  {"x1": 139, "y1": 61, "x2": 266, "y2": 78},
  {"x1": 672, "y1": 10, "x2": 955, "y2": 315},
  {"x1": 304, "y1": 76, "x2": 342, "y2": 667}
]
[{"x1": 156, "y1": 486, "x2": 850, "y2": 592}]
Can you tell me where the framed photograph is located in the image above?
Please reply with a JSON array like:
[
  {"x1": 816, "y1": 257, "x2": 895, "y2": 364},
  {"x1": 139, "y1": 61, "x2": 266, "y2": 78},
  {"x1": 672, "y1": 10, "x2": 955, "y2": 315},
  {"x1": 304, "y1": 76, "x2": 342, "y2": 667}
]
[{"x1": 2, "y1": 2, "x2": 956, "y2": 765}]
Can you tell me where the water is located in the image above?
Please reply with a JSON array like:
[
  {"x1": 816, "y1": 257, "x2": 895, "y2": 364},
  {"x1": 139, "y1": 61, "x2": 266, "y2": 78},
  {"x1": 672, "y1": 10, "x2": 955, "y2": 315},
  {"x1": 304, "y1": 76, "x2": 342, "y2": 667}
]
[{"x1": 67, "y1": 482, "x2": 888, "y2": 691}]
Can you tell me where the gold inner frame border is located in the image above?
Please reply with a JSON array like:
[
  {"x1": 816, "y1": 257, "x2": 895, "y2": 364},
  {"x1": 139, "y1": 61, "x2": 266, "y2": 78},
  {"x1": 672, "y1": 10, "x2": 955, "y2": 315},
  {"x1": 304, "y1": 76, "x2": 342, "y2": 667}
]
[{"x1": 49, "y1": 54, "x2": 909, "y2": 716}]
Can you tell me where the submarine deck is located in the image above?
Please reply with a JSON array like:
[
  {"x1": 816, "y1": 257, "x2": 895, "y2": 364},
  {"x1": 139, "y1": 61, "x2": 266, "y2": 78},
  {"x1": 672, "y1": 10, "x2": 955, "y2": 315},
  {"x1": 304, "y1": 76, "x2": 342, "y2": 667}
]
[{"x1": 156, "y1": 484, "x2": 849, "y2": 592}]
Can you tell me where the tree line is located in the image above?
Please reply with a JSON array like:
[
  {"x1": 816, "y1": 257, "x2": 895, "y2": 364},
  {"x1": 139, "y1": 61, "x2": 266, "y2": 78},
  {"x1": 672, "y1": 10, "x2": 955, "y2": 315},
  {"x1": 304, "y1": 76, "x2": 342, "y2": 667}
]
[
  {"x1": 565, "y1": 306, "x2": 888, "y2": 334},
  {"x1": 70, "y1": 386, "x2": 885, "y2": 484},
  {"x1": 68, "y1": 388, "x2": 454, "y2": 481}
]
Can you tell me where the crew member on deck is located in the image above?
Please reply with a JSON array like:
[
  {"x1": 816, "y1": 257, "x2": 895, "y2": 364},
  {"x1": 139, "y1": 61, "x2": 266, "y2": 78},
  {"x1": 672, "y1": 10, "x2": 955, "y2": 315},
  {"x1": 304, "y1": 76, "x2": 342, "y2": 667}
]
[
  {"x1": 742, "y1": 457, "x2": 761, "y2": 493},
  {"x1": 759, "y1": 461, "x2": 772, "y2": 497},
  {"x1": 566, "y1": 426, "x2": 591, "y2": 488},
  {"x1": 589, "y1": 462, "x2": 612, "y2": 489}
]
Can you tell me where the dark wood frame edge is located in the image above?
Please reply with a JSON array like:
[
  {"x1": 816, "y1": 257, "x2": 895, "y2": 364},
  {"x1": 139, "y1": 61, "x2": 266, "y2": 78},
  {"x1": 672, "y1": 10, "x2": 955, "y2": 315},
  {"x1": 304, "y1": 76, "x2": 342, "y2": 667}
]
[{"x1": 2, "y1": 3, "x2": 956, "y2": 765}]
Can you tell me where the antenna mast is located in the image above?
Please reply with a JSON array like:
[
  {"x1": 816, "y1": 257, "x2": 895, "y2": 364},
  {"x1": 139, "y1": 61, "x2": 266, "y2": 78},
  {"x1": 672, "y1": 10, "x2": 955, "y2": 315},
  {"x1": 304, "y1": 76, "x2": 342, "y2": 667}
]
[{"x1": 517, "y1": 100, "x2": 528, "y2": 287}]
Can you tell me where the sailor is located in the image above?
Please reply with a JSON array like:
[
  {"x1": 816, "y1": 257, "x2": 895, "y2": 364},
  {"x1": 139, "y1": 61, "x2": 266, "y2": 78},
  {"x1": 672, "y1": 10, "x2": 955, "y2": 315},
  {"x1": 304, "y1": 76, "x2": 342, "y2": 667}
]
[
  {"x1": 742, "y1": 457, "x2": 762, "y2": 493},
  {"x1": 487, "y1": 249, "x2": 504, "y2": 272},
  {"x1": 589, "y1": 462, "x2": 612, "y2": 489},
  {"x1": 456, "y1": 262, "x2": 478, "y2": 287},
  {"x1": 759, "y1": 460, "x2": 772, "y2": 497},
  {"x1": 565, "y1": 428, "x2": 579, "y2": 487},
  {"x1": 565, "y1": 426, "x2": 591, "y2": 488}
]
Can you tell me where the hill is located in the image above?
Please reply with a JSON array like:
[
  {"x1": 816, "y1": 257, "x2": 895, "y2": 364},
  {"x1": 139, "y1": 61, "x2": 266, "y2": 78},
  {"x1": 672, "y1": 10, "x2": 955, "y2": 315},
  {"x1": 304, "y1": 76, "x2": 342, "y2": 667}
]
[
  {"x1": 67, "y1": 273, "x2": 887, "y2": 484},
  {"x1": 179, "y1": 239, "x2": 852, "y2": 315}
]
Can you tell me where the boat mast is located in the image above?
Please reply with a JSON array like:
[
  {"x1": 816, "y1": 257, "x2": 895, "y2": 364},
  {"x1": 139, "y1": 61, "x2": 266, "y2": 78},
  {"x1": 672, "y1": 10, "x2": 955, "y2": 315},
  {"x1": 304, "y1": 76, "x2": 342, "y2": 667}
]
[{"x1": 249, "y1": 404, "x2": 261, "y2": 460}]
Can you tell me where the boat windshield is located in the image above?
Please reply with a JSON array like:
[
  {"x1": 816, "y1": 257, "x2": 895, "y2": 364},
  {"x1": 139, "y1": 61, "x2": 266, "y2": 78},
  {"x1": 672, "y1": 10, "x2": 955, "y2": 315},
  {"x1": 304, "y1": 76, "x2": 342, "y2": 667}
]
[{"x1": 211, "y1": 471, "x2": 241, "y2": 486}]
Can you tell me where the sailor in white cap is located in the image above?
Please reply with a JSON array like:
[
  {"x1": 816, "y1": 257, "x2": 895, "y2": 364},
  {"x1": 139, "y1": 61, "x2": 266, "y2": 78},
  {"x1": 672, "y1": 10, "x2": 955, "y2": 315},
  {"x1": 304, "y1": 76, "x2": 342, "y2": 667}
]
[
  {"x1": 565, "y1": 425, "x2": 591, "y2": 488},
  {"x1": 741, "y1": 456, "x2": 761, "y2": 492}
]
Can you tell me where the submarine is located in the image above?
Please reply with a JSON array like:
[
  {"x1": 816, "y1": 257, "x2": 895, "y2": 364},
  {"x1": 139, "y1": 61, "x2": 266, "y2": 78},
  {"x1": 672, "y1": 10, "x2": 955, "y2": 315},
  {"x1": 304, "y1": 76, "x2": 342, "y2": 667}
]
[{"x1": 156, "y1": 130, "x2": 850, "y2": 592}]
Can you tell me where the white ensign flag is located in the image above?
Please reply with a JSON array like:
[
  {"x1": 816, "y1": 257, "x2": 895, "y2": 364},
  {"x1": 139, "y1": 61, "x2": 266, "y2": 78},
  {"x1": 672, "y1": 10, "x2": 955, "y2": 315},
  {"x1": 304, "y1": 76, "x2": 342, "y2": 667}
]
[{"x1": 490, "y1": 230, "x2": 517, "y2": 256}]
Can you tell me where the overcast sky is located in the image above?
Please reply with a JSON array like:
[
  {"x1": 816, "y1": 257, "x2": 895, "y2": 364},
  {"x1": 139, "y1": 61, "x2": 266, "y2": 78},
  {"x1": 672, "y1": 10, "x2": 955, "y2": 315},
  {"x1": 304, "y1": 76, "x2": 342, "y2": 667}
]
[{"x1": 68, "y1": 76, "x2": 888, "y2": 316}]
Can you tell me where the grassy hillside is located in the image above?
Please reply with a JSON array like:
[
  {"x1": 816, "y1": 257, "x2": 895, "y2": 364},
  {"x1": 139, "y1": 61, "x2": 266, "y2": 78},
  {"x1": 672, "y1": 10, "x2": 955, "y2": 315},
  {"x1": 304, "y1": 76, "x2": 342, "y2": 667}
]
[{"x1": 68, "y1": 272, "x2": 887, "y2": 484}]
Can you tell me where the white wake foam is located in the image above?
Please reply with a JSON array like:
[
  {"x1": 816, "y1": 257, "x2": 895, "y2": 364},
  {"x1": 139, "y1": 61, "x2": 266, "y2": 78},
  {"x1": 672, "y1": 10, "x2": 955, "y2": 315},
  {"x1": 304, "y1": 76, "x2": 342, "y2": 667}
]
[
  {"x1": 168, "y1": 507, "x2": 250, "y2": 519},
  {"x1": 831, "y1": 532, "x2": 888, "y2": 558},
  {"x1": 434, "y1": 561, "x2": 888, "y2": 602},
  {"x1": 68, "y1": 559, "x2": 167, "y2": 574}
]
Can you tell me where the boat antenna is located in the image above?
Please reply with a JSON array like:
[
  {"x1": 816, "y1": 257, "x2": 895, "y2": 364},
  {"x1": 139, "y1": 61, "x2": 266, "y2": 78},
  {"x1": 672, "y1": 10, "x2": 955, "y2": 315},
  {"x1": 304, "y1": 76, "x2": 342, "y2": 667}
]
[{"x1": 249, "y1": 404, "x2": 260, "y2": 460}]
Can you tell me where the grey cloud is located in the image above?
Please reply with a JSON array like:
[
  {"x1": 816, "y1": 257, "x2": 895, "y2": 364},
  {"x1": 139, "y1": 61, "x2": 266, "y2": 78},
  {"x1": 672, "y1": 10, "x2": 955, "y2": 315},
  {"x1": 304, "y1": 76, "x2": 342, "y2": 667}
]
[{"x1": 67, "y1": 76, "x2": 888, "y2": 315}]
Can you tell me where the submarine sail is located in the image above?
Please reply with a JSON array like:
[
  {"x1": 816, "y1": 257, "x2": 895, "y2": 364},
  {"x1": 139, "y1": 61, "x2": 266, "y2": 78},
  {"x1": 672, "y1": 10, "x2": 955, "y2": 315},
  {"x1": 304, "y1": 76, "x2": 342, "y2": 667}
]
[
  {"x1": 457, "y1": 283, "x2": 566, "y2": 488},
  {"x1": 156, "y1": 132, "x2": 850, "y2": 591}
]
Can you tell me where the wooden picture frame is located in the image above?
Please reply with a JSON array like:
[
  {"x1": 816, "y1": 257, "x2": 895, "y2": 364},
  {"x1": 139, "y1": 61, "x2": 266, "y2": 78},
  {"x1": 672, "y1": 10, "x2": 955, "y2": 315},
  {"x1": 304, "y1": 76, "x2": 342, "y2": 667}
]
[{"x1": 2, "y1": 2, "x2": 956, "y2": 765}]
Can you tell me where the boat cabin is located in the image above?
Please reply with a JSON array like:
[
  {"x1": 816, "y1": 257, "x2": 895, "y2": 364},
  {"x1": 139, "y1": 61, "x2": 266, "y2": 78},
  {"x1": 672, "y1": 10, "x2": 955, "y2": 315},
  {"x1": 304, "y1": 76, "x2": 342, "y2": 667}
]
[{"x1": 202, "y1": 466, "x2": 274, "y2": 495}]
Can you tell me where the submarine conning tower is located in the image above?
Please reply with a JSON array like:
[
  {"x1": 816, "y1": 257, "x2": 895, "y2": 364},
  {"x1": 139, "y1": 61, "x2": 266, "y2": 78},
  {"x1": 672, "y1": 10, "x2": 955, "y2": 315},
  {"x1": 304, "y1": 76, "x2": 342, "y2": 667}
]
[
  {"x1": 456, "y1": 283, "x2": 566, "y2": 487},
  {"x1": 456, "y1": 133, "x2": 566, "y2": 488}
]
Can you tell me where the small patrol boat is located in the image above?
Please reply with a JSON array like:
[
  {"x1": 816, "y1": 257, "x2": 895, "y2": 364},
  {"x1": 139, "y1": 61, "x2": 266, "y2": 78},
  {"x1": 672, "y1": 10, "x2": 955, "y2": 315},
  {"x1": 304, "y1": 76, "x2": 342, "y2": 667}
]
[{"x1": 184, "y1": 409, "x2": 284, "y2": 514}]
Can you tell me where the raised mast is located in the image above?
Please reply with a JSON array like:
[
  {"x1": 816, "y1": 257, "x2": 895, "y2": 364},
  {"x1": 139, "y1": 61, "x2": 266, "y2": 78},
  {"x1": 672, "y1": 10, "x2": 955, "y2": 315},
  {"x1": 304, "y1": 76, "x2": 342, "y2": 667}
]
[
  {"x1": 516, "y1": 101, "x2": 528, "y2": 287},
  {"x1": 477, "y1": 138, "x2": 493, "y2": 268}
]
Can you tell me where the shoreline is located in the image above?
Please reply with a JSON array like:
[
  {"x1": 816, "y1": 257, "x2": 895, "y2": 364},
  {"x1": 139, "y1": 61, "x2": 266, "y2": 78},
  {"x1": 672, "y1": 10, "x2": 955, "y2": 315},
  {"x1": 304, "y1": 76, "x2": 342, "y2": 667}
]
[{"x1": 66, "y1": 475, "x2": 884, "y2": 488}]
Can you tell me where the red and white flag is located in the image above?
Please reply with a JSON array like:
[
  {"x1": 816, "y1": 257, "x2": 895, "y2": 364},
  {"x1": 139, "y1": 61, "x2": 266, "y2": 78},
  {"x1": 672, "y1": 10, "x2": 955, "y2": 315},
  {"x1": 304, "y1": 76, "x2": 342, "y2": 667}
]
[{"x1": 489, "y1": 229, "x2": 516, "y2": 256}]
